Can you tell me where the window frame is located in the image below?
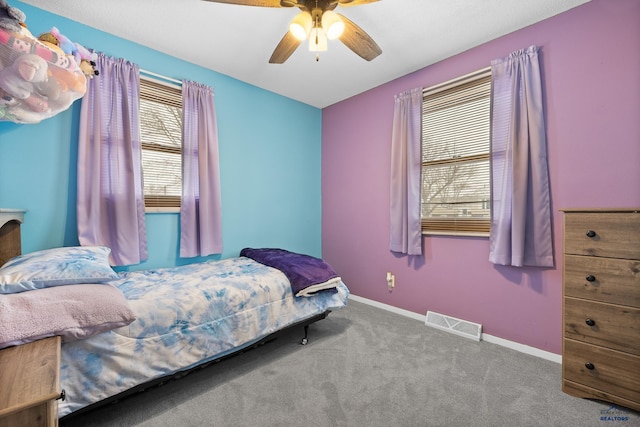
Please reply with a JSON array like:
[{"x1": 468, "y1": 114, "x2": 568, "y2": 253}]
[
  {"x1": 420, "y1": 67, "x2": 492, "y2": 237},
  {"x1": 139, "y1": 74, "x2": 183, "y2": 213}
]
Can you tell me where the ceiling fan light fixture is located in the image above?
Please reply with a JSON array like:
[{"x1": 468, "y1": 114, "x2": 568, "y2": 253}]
[
  {"x1": 289, "y1": 12, "x2": 312, "y2": 41},
  {"x1": 308, "y1": 27, "x2": 328, "y2": 52},
  {"x1": 321, "y1": 10, "x2": 344, "y2": 40}
]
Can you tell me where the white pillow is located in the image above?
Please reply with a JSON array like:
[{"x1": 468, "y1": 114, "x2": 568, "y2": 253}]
[{"x1": 0, "y1": 246, "x2": 119, "y2": 294}]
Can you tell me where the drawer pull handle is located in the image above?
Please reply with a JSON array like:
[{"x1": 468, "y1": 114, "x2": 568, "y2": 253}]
[
  {"x1": 585, "y1": 362, "x2": 595, "y2": 370},
  {"x1": 586, "y1": 275, "x2": 596, "y2": 282},
  {"x1": 585, "y1": 318, "x2": 596, "y2": 326},
  {"x1": 586, "y1": 230, "x2": 597, "y2": 238},
  {"x1": 57, "y1": 389, "x2": 66, "y2": 401}
]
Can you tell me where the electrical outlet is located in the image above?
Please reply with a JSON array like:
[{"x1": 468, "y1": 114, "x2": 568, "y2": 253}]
[{"x1": 386, "y1": 272, "x2": 395, "y2": 291}]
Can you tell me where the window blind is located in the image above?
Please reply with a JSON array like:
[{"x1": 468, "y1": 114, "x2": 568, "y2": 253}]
[
  {"x1": 139, "y1": 76, "x2": 183, "y2": 208},
  {"x1": 421, "y1": 70, "x2": 491, "y2": 235}
]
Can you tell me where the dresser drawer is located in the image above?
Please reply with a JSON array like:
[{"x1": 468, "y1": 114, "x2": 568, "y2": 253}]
[
  {"x1": 563, "y1": 339, "x2": 640, "y2": 403},
  {"x1": 564, "y1": 255, "x2": 640, "y2": 307},
  {"x1": 564, "y1": 212, "x2": 640, "y2": 259},
  {"x1": 564, "y1": 297, "x2": 640, "y2": 355}
]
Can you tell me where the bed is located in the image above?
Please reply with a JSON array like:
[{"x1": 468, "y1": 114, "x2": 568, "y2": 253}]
[{"x1": 0, "y1": 216, "x2": 349, "y2": 419}]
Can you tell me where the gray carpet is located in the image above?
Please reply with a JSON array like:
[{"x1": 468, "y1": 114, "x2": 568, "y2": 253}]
[{"x1": 60, "y1": 300, "x2": 639, "y2": 427}]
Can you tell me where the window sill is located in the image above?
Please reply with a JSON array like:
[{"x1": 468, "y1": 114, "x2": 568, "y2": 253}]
[{"x1": 145, "y1": 207, "x2": 180, "y2": 214}]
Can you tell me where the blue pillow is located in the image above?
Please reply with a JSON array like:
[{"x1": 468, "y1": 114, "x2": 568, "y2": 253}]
[{"x1": 0, "y1": 246, "x2": 119, "y2": 294}]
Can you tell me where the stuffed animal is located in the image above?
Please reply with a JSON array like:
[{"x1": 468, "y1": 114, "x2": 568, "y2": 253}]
[
  {"x1": 0, "y1": 86, "x2": 16, "y2": 106},
  {"x1": 35, "y1": 31, "x2": 78, "y2": 71},
  {"x1": 46, "y1": 63, "x2": 86, "y2": 93},
  {"x1": 0, "y1": 53, "x2": 49, "y2": 112},
  {"x1": 47, "y1": 29, "x2": 98, "y2": 78},
  {"x1": 0, "y1": 0, "x2": 25, "y2": 33},
  {"x1": 38, "y1": 32, "x2": 64, "y2": 55},
  {"x1": 74, "y1": 42, "x2": 99, "y2": 77},
  {"x1": 78, "y1": 59, "x2": 98, "y2": 78},
  {"x1": 50, "y1": 27, "x2": 75, "y2": 56},
  {"x1": 36, "y1": 72, "x2": 62, "y2": 100}
]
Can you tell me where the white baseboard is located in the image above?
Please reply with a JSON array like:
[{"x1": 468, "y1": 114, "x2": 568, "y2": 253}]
[
  {"x1": 481, "y1": 333, "x2": 562, "y2": 363},
  {"x1": 348, "y1": 294, "x2": 562, "y2": 364},
  {"x1": 349, "y1": 294, "x2": 426, "y2": 321}
]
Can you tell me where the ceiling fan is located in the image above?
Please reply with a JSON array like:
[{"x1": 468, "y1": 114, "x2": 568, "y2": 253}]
[{"x1": 202, "y1": 0, "x2": 382, "y2": 63}]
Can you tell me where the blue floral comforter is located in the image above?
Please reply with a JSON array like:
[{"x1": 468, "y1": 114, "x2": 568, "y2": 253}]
[{"x1": 59, "y1": 257, "x2": 349, "y2": 417}]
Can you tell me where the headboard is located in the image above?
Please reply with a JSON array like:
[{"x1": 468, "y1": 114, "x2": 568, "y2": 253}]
[{"x1": 0, "y1": 209, "x2": 26, "y2": 266}]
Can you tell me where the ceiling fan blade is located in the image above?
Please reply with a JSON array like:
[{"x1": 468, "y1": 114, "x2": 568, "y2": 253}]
[
  {"x1": 338, "y1": 0, "x2": 380, "y2": 7},
  {"x1": 201, "y1": 0, "x2": 286, "y2": 7},
  {"x1": 338, "y1": 14, "x2": 382, "y2": 61},
  {"x1": 269, "y1": 31, "x2": 302, "y2": 63}
]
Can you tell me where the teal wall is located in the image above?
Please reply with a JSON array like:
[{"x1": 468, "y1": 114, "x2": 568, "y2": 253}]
[{"x1": 0, "y1": 2, "x2": 323, "y2": 269}]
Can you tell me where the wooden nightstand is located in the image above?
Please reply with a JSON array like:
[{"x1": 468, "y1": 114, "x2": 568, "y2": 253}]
[{"x1": 0, "y1": 336, "x2": 63, "y2": 427}]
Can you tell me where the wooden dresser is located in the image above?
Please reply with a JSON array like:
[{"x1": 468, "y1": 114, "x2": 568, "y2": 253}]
[
  {"x1": 0, "y1": 337, "x2": 62, "y2": 427},
  {"x1": 561, "y1": 208, "x2": 640, "y2": 411}
]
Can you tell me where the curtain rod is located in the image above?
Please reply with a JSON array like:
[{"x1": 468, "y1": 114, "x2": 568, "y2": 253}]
[
  {"x1": 423, "y1": 66, "x2": 491, "y2": 95},
  {"x1": 140, "y1": 68, "x2": 182, "y2": 88}
]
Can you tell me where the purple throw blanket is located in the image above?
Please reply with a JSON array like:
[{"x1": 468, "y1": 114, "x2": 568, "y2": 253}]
[{"x1": 240, "y1": 248, "x2": 340, "y2": 297}]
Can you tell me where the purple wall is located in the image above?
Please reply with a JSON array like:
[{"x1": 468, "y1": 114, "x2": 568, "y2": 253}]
[{"x1": 321, "y1": 0, "x2": 640, "y2": 354}]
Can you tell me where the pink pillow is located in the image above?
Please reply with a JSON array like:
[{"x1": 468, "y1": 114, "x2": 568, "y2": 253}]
[{"x1": 0, "y1": 284, "x2": 136, "y2": 349}]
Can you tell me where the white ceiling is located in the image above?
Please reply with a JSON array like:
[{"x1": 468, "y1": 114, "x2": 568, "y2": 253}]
[{"x1": 20, "y1": 0, "x2": 590, "y2": 108}]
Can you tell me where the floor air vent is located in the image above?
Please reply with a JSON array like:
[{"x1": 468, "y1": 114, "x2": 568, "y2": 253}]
[{"x1": 425, "y1": 311, "x2": 482, "y2": 341}]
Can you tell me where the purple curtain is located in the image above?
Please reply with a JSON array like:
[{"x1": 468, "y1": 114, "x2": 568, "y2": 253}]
[
  {"x1": 489, "y1": 46, "x2": 553, "y2": 267},
  {"x1": 180, "y1": 80, "x2": 223, "y2": 257},
  {"x1": 390, "y1": 87, "x2": 422, "y2": 255},
  {"x1": 77, "y1": 53, "x2": 147, "y2": 266}
]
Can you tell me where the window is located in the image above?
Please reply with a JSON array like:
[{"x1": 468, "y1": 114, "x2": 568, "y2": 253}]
[
  {"x1": 139, "y1": 75, "x2": 182, "y2": 210},
  {"x1": 421, "y1": 68, "x2": 491, "y2": 235}
]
